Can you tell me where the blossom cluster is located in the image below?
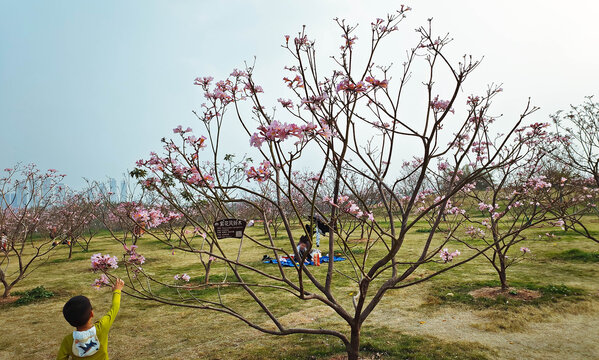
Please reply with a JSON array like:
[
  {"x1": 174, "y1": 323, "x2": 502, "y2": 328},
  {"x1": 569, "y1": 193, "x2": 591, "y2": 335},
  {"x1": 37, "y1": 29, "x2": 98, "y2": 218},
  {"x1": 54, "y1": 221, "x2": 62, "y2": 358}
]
[
  {"x1": 439, "y1": 248, "x2": 461, "y2": 263},
  {"x1": 249, "y1": 120, "x2": 328, "y2": 148},
  {"x1": 430, "y1": 95, "x2": 454, "y2": 114},
  {"x1": 465, "y1": 226, "x2": 485, "y2": 238},
  {"x1": 340, "y1": 34, "x2": 358, "y2": 51},
  {"x1": 245, "y1": 161, "x2": 272, "y2": 183},
  {"x1": 91, "y1": 253, "x2": 118, "y2": 272},
  {"x1": 323, "y1": 195, "x2": 374, "y2": 221},
  {"x1": 92, "y1": 274, "x2": 111, "y2": 289},
  {"x1": 278, "y1": 98, "x2": 294, "y2": 108},
  {"x1": 364, "y1": 76, "x2": 388, "y2": 88},
  {"x1": 336, "y1": 78, "x2": 368, "y2": 93},
  {"x1": 123, "y1": 244, "x2": 145, "y2": 267},
  {"x1": 301, "y1": 93, "x2": 329, "y2": 110},
  {"x1": 524, "y1": 176, "x2": 552, "y2": 192},
  {"x1": 283, "y1": 75, "x2": 304, "y2": 89},
  {"x1": 174, "y1": 273, "x2": 191, "y2": 282}
]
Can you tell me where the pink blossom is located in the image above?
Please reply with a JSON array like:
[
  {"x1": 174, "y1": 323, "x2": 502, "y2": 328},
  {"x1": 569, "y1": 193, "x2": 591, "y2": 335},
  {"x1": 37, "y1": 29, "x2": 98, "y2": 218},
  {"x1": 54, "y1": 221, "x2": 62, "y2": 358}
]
[
  {"x1": 245, "y1": 161, "x2": 271, "y2": 182},
  {"x1": 283, "y1": 75, "x2": 304, "y2": 88},
  {"x1": 367, "y1": 213, "x2": 375, "y2": 222},
  {"x1": 175, "y1": 273, "x2": 191, "y2": 282},
  {"x1": 364, "y1": 76, "x2": 388, "y2": 88},
  {"x1": 336, "y1": 78, "x2": 368, "y2": 93},
  {"x1": 194, "y1": 76, "x2": 213, "y2": 87},
  {"x1": 439, "y1": 248, "x2": 461, "y2": 263},
  {"x1": 520, "y1": 247, "x2": 531, "y2": 254},
  {"x1": 553, "y1": 219, "x2": 565, "y2": 230},
  {"x1": 124, "y1": 244, "x2": 145, "y2": 266},
  {"x1": 465, "y1": 226, "x2": 485, "y2": 238},
  {"x1": 430, "y1": 95, "x2": 454, "y2": 114},
  {"x1": 277, "y1": 98, "x2": 294, "y2": 108},
  {"x1": 340, "y1": 34, "x2": 358, "y2": 50},
  {"x1": 250, "y1": 133, "x2": 265, "y2": 148},
  {"x1": 466, "y1": 95, "x2": 480, "y2": 105},
  {"x1": 347, "y1": 202, "x2": 361, "y2": 214},
  {"x1": 91, "y1": 253, "x2": 118, "y2": 272},
  {"x1": 92, "y1": 274, "x2": 111, "y2": 289}
]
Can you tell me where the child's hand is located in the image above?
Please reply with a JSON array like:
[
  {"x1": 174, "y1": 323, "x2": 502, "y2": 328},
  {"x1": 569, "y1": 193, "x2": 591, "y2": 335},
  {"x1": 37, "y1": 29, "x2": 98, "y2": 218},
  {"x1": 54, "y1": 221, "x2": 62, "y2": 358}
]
[{"x1": 112, "y1": 278, "x2": 125, "y2": 291}]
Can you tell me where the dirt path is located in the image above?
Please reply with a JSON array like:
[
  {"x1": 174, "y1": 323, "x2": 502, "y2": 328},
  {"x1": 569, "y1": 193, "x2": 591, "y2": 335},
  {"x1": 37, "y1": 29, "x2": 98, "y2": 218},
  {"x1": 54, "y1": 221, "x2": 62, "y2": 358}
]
[{"x1": 368, "y1": 301, "x2": 599, "y2": 360}]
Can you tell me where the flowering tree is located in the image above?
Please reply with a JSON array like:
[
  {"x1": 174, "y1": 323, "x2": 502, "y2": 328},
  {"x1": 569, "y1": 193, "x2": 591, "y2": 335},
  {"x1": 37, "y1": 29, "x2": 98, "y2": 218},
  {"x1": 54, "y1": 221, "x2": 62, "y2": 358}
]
[
  {"x1": 0, "y1": 164, "x2": 65, "y2": 297},
  {"x1": 98, "y1": 10, "x2": 549, "y2": 359},
  {"x1": 444, "y1": 123, "x2": 569, "y2": 289},
  {"x1": 543, "y1": 174, "x2": 599, "y2": 244},
  {"x1": 547, "y1": 97, "x2": 599, "y2": 243},
  {"x1": 45, "y1": 189, "x2": 99, "y2": 258},
  {"x1": 550, "y1": 96, "x2": 599, "y2": 187}
]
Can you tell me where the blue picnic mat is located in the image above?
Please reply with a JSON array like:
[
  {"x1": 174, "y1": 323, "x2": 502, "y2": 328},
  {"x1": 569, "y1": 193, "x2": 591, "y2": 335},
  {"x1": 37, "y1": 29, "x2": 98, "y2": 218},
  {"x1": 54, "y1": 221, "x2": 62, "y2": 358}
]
[{"x1": 263, "y1": 255, "x2": 346, "y2": 267}]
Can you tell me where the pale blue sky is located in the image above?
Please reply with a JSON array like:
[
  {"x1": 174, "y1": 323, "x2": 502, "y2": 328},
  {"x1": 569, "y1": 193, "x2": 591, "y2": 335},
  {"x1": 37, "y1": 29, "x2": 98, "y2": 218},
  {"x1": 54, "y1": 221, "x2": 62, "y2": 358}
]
[{"x1": 1, "y1": 0, "x2": 598, "y2": 188}]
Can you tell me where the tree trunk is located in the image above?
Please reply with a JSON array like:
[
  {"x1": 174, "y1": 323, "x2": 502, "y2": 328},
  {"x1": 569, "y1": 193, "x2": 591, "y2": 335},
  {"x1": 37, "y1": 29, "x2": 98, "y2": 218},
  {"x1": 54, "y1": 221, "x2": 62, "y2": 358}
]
[
  {"x1": 204, "y1": 263, "x2": 212, "y2": 284},
  {"x1": 68, "y1": 241, "x2": 74, "y2": 259},
  {"x1": 498, "y1": 257, "x2": 509, "y2": 290},
  {"x1": 2, "y1": 284, "x2": 12, "y2": 298},
  {"x1": 347, "y1": 324, "x2": 361, "y2": 360}
]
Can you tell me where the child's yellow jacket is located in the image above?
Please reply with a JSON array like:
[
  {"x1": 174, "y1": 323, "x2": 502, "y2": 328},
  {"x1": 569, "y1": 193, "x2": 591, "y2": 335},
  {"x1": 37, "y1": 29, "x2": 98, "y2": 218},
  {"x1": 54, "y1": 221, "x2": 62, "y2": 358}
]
[{"x1": 57, "y1": 290, "x2": 121, "y2": 360}]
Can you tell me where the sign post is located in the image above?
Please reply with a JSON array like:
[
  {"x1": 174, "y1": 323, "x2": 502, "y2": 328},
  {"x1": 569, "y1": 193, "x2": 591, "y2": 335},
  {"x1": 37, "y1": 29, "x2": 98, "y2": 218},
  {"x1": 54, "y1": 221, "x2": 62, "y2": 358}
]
[{"x1": 213, "y1": 219, "x2": 247, "y2": 239}]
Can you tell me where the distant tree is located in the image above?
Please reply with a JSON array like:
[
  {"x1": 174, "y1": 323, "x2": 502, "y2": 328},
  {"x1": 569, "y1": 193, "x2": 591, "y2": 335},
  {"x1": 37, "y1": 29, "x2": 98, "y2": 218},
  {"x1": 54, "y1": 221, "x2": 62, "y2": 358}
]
[
  {"x1": 45, "y1": 189, "x2": 99, "y2": 258},
  {"x1": 550, "y1": 96, "x2": 599, "y2": 187},
  {"x1": 0, "y1": 164, "x2": 65, "y2": 298}
]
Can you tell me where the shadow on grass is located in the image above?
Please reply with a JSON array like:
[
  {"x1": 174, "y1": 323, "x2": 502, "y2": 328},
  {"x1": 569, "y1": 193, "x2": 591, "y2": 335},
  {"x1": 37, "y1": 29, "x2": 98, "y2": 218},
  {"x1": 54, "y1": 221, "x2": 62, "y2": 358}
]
[
  {"x1": 269, "y1": 327, "x2": 490, "y2": 359},
  {"x1": 428, "y1": 280, "x2": 586, "y2": 309},
  {"x1": 549, "y1": 248, "x2": 599, "y2": 263}
]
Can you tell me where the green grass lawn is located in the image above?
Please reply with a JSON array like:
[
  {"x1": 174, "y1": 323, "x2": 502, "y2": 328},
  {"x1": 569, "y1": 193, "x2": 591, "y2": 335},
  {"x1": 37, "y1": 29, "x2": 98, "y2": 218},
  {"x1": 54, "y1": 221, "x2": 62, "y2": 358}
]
[{"x1": 0, "y1": 216, "x2": 598, "y2": 359}]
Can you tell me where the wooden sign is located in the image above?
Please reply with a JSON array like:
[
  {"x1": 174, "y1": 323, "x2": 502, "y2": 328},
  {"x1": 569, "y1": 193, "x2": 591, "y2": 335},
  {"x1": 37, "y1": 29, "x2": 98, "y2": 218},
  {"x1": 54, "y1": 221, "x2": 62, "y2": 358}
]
[{"x1": 213, "y1": 218, "x2": 247, "y2": 239}]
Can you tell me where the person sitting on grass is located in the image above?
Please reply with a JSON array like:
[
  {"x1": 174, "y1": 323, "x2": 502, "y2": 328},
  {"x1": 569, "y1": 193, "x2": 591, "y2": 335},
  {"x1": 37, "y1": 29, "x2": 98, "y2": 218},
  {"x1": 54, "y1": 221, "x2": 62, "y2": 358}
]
[
  {"x1": 57, "y1": 278, "x2": 124, "y2": 359},
  {"x1": 294, "y1": 235, "x2": 312, "y2": 263}
]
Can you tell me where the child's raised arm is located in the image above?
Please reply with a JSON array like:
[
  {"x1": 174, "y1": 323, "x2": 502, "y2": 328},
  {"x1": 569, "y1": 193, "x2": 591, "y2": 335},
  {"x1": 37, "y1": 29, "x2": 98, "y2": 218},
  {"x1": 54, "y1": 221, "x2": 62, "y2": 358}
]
[{"x1": 96, "y1": 278, "x2": 123, "y2": 332}]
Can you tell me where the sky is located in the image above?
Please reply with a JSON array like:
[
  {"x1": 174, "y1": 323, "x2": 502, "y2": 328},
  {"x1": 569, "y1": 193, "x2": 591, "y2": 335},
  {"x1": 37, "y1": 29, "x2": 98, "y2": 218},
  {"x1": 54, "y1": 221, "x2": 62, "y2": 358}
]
[{"x1": 1, "y1": 0, "x2": 598, "y2": 188}]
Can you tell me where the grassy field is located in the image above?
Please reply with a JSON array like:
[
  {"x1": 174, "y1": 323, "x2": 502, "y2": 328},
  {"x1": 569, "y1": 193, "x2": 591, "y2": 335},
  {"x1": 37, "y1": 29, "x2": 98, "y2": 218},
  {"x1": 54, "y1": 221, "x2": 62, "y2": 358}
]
[{"x1": 1, "y1": 217, "x2": 598, "y2": 359}]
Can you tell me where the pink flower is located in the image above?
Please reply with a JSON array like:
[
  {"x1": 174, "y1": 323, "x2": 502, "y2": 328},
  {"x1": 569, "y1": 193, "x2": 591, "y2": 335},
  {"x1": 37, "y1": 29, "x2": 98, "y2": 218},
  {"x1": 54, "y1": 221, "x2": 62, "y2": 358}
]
[
  {"x1": 277, "y1": 98, "x2": 294, "y2": 108},
  {"x1": 465, "y1": 226, "x2": 485, "y2": 238},
  {"x1": 520, "y1": 247, "x2": 531, "y2": 254},
  {"x1": 194, "y1": 76, "x2": 213, "y2": 86},
  {"x1": 439, "y1": 248, "x2": 460, "y2": 263},
  {"x1": 92, "y1": 274, "x2": 111, "y2": 289},
  {"x1": 250, "y1": 133, "x2": 265, "y2": 148},
  {"x1": 124, "y1": 244, "x2": 145, "y2": 266},
  {"x1": 466, "y1": 95, "x2": 480, "y2": 105},
  {"x1": 364, "y1": 76, "x2": 388, "y2": 88},
  {"x1": 175, "y1": 273, "x2": 191, "y2": 282},
  {"x1": 347, "y1": 202, "x2": 360, "y2": 215},
  {"x1": 91, "y1": 253, "x2": 118, "y2": 272},
  {"x1": 554, "y1": 219, "x2": 565, "y2": 230},
  {"x1": 337, "y1": 78, "x2": 368, "y2": 93},
  {"x1": 367, "y1": 213, "x2": 375, "y2": 222},
  {"x1": 430, "y1": 95, "x2": 454, "y2": 114},
  {"x1": 245, "y1": 161, "x2": 272, "y2": 182}
]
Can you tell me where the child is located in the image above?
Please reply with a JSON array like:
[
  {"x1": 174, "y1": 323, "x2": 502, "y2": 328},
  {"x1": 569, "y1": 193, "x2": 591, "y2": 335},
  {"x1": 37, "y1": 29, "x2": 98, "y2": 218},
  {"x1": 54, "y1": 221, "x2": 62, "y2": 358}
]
[
  {"x1": 57, "y1": 278, "x2": 124, "y2": 359},
  {"x1": 294, "y1": 235, "x2": 312, "y2": 263}
]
